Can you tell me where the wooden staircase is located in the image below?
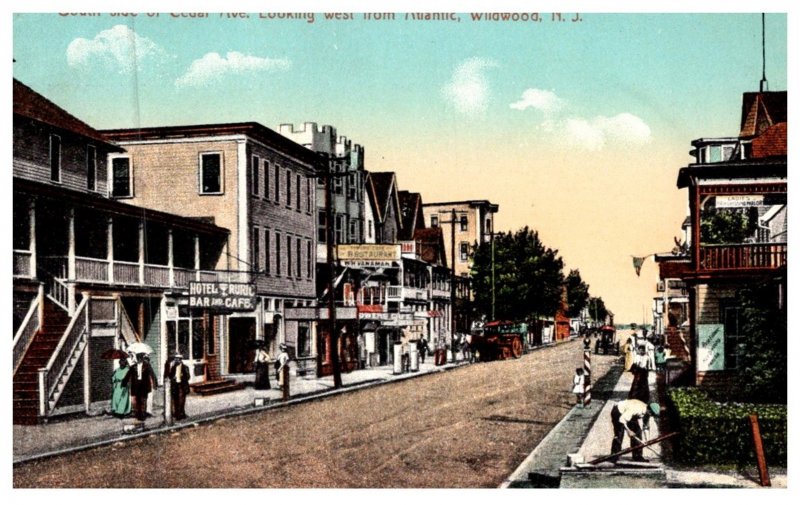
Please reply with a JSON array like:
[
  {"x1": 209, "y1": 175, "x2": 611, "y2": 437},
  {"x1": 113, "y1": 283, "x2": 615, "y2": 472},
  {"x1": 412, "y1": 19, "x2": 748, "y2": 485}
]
[{"x1": 13, "y1": 300, "x2": 70, "y2": 425}]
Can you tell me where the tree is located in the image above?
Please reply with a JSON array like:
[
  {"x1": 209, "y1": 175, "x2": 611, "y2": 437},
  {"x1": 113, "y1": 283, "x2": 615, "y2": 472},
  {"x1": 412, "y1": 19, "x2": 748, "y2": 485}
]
[
  {"x1": 735, "y1": 282, "x2": 786, "y2": 404},
  {"x1": 700, "y1": 207, "x2": 758, "y2": 244},
  {"x1": 470, "y1": 226, "x2": 564, "y2": 322},
  {"x1": 565, "y1": 269, "x2": 590, "y2": 318},
  {"x1": 587, "y1": 296, "x2": 608, "y2": 324}
]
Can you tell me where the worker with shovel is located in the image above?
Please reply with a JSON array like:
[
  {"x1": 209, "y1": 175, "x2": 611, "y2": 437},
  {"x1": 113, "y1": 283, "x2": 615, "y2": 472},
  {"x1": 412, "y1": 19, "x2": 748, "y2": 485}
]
[{"x1": 609, "y1": 399, "x2": 660, "y2": 463}]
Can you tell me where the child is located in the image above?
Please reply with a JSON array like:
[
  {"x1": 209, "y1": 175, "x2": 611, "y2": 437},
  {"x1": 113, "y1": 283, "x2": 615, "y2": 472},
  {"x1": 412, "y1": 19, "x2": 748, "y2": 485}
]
[{"x1": 572, "y1": 368, "x2": 585, "y2": 407}]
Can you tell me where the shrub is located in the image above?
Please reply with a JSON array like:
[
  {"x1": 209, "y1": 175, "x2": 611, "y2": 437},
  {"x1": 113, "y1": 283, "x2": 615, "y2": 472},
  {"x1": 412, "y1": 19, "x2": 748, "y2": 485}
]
[{"x1": 667, "y1": 387, "x2": 786, "y2": 466}]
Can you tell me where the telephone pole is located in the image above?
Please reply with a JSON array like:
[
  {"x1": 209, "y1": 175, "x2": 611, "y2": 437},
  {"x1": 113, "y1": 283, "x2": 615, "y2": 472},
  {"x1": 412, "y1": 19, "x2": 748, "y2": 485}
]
[{"x1": 440, "y1": 209, "x2": 458, "y2": 358}]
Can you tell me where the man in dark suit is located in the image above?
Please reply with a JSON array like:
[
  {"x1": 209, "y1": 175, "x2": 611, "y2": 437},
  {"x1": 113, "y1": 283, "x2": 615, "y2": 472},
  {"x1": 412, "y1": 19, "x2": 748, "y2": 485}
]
[
  {"x1": 129, "y1": 353, "x2": 157, "y2": 422},
  {"x1": 164, "y1": 353, "x2": 191, "y2": 420}
]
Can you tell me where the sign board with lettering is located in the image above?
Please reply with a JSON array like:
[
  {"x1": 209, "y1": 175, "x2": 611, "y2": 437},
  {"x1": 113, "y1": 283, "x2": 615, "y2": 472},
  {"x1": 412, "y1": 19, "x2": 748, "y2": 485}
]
[
  {"x1": 696, "y1": 323, "x2": 725, "y2": 371},
  {"x1": 188, "y1": 282, "x2": 257, "y2": 312},
  {"x1": 715, "y1": 195, "x2": 764, "y2": 208},
  {"x1": 337, "y1": 244, "x2": 401, "y2": 268}
]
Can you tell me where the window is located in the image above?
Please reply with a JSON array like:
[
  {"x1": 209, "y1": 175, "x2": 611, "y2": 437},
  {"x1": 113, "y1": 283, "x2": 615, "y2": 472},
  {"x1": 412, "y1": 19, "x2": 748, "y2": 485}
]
[
  {"x1": 431, "y1": 215, "x2": 439, "y2": 227},
  {"x1": 296, "y1": 237, "x2": 301, "y2": 278},
  {"x1": 333, "y1": 176, "x2": 343, "y2": 195},
  {"x1": 49, "y1": 135, "x2": 61, "y2": 182},
  {"x1": 286, "y1": 169, "x2": 292, "y2": 207},
  {"x1": 307, "y1": 179, "x2": 313, "y2": 212},
  {"x1": 460, "y1": 215, "x2": 468, "y2": 231},
  {"x1": 264, "y1": 229, "x2": 271, "y2": 274},
  {"x1": 274, "y1": 164, "x2": 280, "y2": 202},
  {"x1": 347, "y1": 173, "x2": 357, "y2": 199},
  {"x1": 336, "y1": 214, "x2": 346, "y2": 244},
  {"x1": 263, "y1": 160, "x2": 270, "y2": 199},
  {"x1": 86, "y1": 145, "x2": 97, "y2": 191},
  {"x1": 368, "y1": 220, "x2": 373, "y2": 240},
  {"x1": 275, "y1": 233, "x2": 281, "y2": 276},
  {"x1": 251, "y1": 155, "x2": 260, "y2": 196},
  {"x1": 486, "y1": 217, "x2": 492, "y2": 233},
  {"x1": 318, "y1": 211, "x2": 327, "y2": 243},
  {"x1": 111, "y1": 157, "x2": 132, "y2": 197},
  {"x1": 297, "y1": 325, "x2": 311, "y2": 357},
  {"x1": 199, "y1": 153, "x2": 222, "y2": 194},
  {"x1": 296, "y1": 174, "x2": 302, "y2": 210},
  {"x1": 349, "y1": 219, "x2": 359, "y2": 243},
  {"x1": 252, "y1": 226, "x2": 260, "y2": 271},
  {"x1": 286, "y1": 235, "x2": 292, "y2": 278},
  {"x1": 460, "y1": 242, "x2": 469, "y2": 262},
  {"x1": 306, "y1": 240, "x2": 312, "y2": 278}
]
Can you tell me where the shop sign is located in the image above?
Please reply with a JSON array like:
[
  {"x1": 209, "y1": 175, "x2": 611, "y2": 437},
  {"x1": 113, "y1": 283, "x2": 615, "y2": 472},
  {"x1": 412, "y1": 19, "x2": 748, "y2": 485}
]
[
  {"x1": 188, "y1": 281, "x2": 256, "y2": 311},
  {"x1": 337, "y1": 244, "x2": 401, "y2": 268},
  {"x1": 697, "y1": 323, "x2": 725, "y2": 371},
  {"x1": 359, "y1": 312, "x2": 392, "y2": 321},
  {"x1": 716, "y1": 195, "x2": 764, "y2": 208}
]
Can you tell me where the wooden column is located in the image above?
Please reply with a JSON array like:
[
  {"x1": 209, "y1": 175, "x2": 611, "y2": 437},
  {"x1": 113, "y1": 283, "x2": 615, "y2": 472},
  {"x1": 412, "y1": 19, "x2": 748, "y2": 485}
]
[
  {"x1": 138, "y1": 221, "x2": 145, "y2": 285},
  {"x1": 168, "y1": 228, "x2": 174, "y2": 287},
  {"x1": 29, "y1": 199, "x2": 37, "y2": 275},
  {"x1": 67, "y1": 207, "x2": 76, "y2": 315},
  {"x1": 107, "y1": 217, "x2": 114, "y2": 283}
]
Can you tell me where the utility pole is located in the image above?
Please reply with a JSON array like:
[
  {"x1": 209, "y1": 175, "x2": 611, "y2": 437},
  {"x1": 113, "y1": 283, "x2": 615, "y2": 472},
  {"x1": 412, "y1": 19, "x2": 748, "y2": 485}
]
[
  {"x1": 440, "y1": 209, "x2": 458, "y2": 360},
  {"x1": 490, "y1": 217, "x2": 495, "y2": 321}
]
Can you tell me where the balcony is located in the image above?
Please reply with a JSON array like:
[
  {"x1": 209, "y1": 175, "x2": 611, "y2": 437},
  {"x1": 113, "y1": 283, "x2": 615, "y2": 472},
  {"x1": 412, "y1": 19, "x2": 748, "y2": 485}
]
[
  {"x1": 37, "y1": 255, "x2": 250, "y2": 289},
  {"x1": 387, "y1": 285, "x2": 429, "y2": 302},
  {"x1": 699, "y1": 243, "x2": 786, "y2": 272},
  {"x1": 431, "y1": 287, "x2": 450, "y2": 299}
]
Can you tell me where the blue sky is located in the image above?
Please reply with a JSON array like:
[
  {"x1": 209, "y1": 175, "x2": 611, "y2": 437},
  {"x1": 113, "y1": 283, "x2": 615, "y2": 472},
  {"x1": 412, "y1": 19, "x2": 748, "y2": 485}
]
[{"x1": 9, "y1": 9, "x2": 791, "y2": 323}]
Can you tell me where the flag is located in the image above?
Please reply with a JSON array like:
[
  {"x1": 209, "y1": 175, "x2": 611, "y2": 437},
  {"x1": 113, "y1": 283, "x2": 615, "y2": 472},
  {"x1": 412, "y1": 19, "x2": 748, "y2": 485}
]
[{"x1": 632, "y1": 256, "x2": 647, "y2": 276}]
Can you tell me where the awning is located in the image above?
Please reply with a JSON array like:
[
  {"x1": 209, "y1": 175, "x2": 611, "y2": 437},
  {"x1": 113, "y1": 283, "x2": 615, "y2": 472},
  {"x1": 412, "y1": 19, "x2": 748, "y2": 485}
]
[{"x1": 428, "y1": 310, "x2": 443, "y2": 317}]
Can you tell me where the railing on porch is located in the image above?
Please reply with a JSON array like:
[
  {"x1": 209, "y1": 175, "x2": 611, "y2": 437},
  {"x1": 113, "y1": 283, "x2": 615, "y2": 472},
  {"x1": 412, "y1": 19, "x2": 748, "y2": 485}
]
[
  {"x1": 39, "y1": 296, "x2": 88, "y2": 417},
  {"x1": 13, "y1": 250, "x2": 33, "y2": 278},
  {"x1": 144, "y1": 264, "x2": 171, "y2": 286},
  {"x1": 113, "y1": 260, "x2": 140, "y2": 284},
  {"x1": 173, "y1": 267, "x2": 195, "y2": 288},
  {"x1": 699, "y1": 242, "x2": 787, "y2": 271},
  {"x1": 13, "y1": 294, "x2": 41, "y2": 375},
  {"x1": 387, "y1": 285, "x2": 402, "y2": 301},
  {"x1": 49, "y1": 277, "x2": 71, "y2": 314},
  {"x1": 75, "y1": 256, "x2": 108, "y2": 282}
]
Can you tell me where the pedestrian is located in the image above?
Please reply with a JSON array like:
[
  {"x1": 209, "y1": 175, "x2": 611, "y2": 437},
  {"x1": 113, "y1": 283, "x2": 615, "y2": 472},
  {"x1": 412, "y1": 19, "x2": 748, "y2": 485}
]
[
  {"x1": 644, "y1": 336, "x2": 657, "y2": 371},
  {"x1": 622, "y1": 337, "x2": 635, "y2": 372},
  {"x1": 417, "y1": 336, "x2": 430, "y2": 364},
  {"x1": 609, "y1": 399, "x2": 660, "y2": 463},
  {"x1": 110, "y1": 358, "x2": 131, "y2": 418},
  {"x1": 164, "y1": 353, "x2": 191, "y2": 420},
  {"x1": 254, "y1": 344, "x2": 271, "y2": 390},
  {"x1": 571, "y1": 368, "x2": 585, "y2": 407},
  {"x1": 275, "y1": 344, "x2": 290, "y2": 388},
  {"x1": 628, "y1": 345, "x2": 650, "y2": 403},
  {"x1": 142, "y1": 354, "x2": 158, "y2": 417},
  {"x1": 128, "y1": 353, "x2": 157, "y2": 422},
  {"x1": 654, "y1": 345, "x2": 667, "y2": 373}
]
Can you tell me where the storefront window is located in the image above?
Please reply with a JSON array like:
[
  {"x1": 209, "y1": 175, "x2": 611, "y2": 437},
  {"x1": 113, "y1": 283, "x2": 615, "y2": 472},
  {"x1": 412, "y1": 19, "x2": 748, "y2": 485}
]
[{"x1": 192, "y1": 319, "x2": 205, "y2": 360}]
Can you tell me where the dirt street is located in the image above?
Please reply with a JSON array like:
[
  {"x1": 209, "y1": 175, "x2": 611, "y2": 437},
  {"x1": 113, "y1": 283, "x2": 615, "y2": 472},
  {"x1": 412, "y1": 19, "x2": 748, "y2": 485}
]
[{"x1": 14, "y1": 339, "x2": 618, "y2": 488}]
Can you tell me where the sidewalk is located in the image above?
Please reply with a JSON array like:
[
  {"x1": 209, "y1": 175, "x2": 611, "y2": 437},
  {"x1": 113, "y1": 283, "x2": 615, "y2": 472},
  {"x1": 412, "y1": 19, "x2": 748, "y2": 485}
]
[
  {"x1": 503, "y1": 361, "x2": 788, "y2": 488},
  {"x1": 13, "y1": 357, "x2": 464, "y2": 464}
]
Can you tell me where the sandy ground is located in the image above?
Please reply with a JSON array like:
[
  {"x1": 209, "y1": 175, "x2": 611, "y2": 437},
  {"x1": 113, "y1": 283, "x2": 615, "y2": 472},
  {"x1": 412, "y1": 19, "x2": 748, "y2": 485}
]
[{"x1": 14, "y1": 339, "x2": 617, "y2": 488}]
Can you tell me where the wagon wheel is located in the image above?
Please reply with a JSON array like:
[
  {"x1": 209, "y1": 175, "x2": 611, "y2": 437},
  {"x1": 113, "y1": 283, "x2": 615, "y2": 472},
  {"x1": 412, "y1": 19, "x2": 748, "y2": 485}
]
[{"x1": 511, "y1": 337, "x2": 523, "y2": 358}]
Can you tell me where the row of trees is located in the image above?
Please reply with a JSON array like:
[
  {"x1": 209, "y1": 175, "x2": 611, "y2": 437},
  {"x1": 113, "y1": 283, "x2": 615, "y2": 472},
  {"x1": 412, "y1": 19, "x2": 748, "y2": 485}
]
[{"x1": 469, "y1": 226, "x2": 609, "y2": 325}]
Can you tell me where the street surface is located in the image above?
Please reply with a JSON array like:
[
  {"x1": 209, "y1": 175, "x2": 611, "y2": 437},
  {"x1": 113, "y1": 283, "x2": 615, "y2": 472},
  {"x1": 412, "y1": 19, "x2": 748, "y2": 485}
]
[{"x1": 14, "y1": 339, "x2": 617, "y2": 488}]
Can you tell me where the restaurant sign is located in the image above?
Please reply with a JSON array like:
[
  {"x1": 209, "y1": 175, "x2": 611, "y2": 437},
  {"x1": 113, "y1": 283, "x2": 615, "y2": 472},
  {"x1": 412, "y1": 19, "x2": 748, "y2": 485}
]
[
  {"x1": 189, "y1": 281, "x2": 257, "y2": 311},
  {"x1": 337, "y1": 244, "x2": 401, "y2": 268}
]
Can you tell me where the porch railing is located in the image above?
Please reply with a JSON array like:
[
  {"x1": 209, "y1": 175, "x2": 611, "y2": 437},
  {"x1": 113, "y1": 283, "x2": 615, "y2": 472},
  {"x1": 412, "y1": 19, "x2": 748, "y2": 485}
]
[
  {"x1": 113, "y1": 260, "x2": 140, "y2": 284},
  {"x1": 387, "y1": 286, "x2": 402, "y2": 301},
  {"x1": 13, "y1": 294, "x2": 41, "y2": 375},
  {"x1": 699, "y1": 242, "x2": 787, "y2": 271},
  {"x1": 39, "y1": 296, "x2": 88, "y2": 416}
]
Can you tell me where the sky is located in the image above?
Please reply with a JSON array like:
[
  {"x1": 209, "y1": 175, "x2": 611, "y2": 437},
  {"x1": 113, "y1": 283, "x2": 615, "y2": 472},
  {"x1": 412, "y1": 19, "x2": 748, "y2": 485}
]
[{"x1": 8, "y1": 4, "x2": 791, "y2": 325}]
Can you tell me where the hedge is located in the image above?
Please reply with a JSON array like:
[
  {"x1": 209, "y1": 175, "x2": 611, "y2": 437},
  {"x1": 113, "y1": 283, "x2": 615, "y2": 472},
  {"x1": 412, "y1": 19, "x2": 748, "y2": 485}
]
[{"x1": 667, "y1": 387, "x2": 786, "y2": 466}]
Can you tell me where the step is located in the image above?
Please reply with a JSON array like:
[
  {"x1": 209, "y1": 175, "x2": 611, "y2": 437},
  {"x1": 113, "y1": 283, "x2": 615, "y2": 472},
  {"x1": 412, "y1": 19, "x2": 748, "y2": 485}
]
[{"x1": 190, "y1": 379, "x2": 245, "y2": 396}]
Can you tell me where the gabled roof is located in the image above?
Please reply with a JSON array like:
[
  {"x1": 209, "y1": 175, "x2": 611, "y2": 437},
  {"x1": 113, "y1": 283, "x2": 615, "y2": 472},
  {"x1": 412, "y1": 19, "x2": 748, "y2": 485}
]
[
  {"x1": 413, "y1": 227, "x2": 448, "y2": 268},
  {"x1": 366, "y1": 172, "x2": 402, "y2": 230},
  {"x1": 739, "y1": 91, "x2": 787, "y2": 138},
  {"x1": 13, "y1": 79, "x2": 122, "y2": 150},
  {"x1": 398, "y1": 191, "x2": 425, "y2": 241},
  {"x1": 750, "y1": 122, "x2": 787, "y2": 158}
]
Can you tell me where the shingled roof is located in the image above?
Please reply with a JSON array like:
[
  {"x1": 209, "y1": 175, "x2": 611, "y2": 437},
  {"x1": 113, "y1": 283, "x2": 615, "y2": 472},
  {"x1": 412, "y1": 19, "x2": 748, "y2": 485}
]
[
  {"x1": 13, "y1": 79, "x2": 121, "y2": 149},
  {"x1": 366, "y1": 172, "x2": 399, "y2": 224},
  {"x1": 750, "y1": 122, "x2": 787, "y2": 158},
  {"x1": 413, "y1": 227, "x2": 448, "y2": 268},
  {"x1": 398, "y1": 190, "x2": 425, "y2": 241},
  {"x1": 739, "y1": 91, "x2": 787, "y2": 139}
]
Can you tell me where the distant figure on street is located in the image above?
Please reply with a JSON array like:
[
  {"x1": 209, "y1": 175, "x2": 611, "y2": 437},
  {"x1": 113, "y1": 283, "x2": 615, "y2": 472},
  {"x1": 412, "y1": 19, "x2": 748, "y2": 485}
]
[
  {"x1": 628, "y1": 345, "x2": 650, "y2": 403},
  {"x1": 609, "y1": 399, "x2": 660, "y2": 463},
  {"x1": 254, "y1": 344, "x2": 271, "y2": 390},
  {"x1": 142, "y1": 355, "x2": 158, "y2": 416},
  {"x1": 110, "y1": 358, "x2": 131, "y2": 418},
  {"x1": 275, "y1": 344, "x2": 290, "y2": 388},
  {"x1": 417, "y1": 337, "x2": 430, "y2": 364},
  {"x1": 654, "y1": 345, "x2": 667, "y2": 373},
  {"x1": 461, "y1": 334, "x2": 473, "y2": 363},
  {"x1": 623, "y1": 337, "x2": 635, "y2": 372},
  {"x1": 164, "y1": 353, "x2": 191, "y2": 420},
  {"x1": 129, "y1": 353, "x2": 157, "y2": 422},
  {"x1": 571, "y1": 368, "x2": 586, "y2": 407}
]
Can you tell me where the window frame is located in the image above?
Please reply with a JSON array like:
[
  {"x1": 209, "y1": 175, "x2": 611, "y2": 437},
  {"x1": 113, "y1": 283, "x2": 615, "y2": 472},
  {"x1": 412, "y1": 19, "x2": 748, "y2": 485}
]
[
  {"x1": 251, "y1": 155, "x2": 260, "y2": 197},
  {"x1": 109, "y1": 154, "x2": 133, "y2": 198},
  {"x1": 459, "y1": 242, "x2": 469, "y2": 262},
  {"x1": 198, "y1": 152, "x2": 224, "y2": 195},
  {"x1": 49, "y1": 134, "x2": 62, "y2": 183}
]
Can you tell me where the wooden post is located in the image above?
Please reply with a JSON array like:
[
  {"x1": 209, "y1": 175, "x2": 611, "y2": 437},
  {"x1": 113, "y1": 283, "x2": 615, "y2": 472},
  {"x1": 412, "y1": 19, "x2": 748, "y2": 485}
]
[
  {"x1": 749, "y1": 413, "x2": 771, "y2": 487},
  {"x1": 281, "y1": 366, "x2": 289, "y2": 401}
]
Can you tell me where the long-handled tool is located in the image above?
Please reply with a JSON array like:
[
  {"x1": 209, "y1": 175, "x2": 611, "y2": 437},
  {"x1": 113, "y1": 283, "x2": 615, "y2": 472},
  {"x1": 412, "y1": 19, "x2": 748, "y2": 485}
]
[{"x1": 588, "y1": 432, "x2": 678, "y2": 465}]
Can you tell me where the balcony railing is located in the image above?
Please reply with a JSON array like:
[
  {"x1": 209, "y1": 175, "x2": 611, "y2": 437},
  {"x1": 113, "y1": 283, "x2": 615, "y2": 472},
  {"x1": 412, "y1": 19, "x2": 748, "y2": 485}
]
[
  {"x1": 699, "y1": 243, "x2": 787, "y2": 271},
  {"x1": 36, "y1": 255, "x2": 251, "y2": 289}
]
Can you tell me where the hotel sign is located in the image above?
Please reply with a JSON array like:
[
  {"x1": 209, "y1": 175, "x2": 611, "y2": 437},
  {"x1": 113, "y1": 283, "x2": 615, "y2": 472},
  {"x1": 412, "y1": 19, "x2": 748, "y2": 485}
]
[
  {"x1": 337, "y1": 244, "x2": 401, "y2": 268},
  {"x1": 188, "y1": 282, "x2": 257, "y2": 311}
]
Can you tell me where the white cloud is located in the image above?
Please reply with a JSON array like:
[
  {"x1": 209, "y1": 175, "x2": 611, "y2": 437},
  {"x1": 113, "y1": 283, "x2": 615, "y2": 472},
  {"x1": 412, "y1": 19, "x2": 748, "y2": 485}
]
[
  {"x1": 67, "y1": 25, "x2": 164, "y2": 74},
  {"x1": 442, "y1": 57, "x2": 498, "y2": 114},
  {"x1": 563, "y1": 113, "x2": 652, "y2": 151},
  {"x1": 510, "y1": 88, "x2": 564, "y2": 113},
  {"x1": 176, "y1": 52, "x2": 291, "y2": 88}
]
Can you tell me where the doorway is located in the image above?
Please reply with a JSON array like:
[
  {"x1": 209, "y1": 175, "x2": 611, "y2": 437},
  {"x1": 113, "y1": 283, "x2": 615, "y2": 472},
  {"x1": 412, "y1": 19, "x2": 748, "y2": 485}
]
[{"x1": 228, "y1": 317, "x2": 256, "y2": 374}]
